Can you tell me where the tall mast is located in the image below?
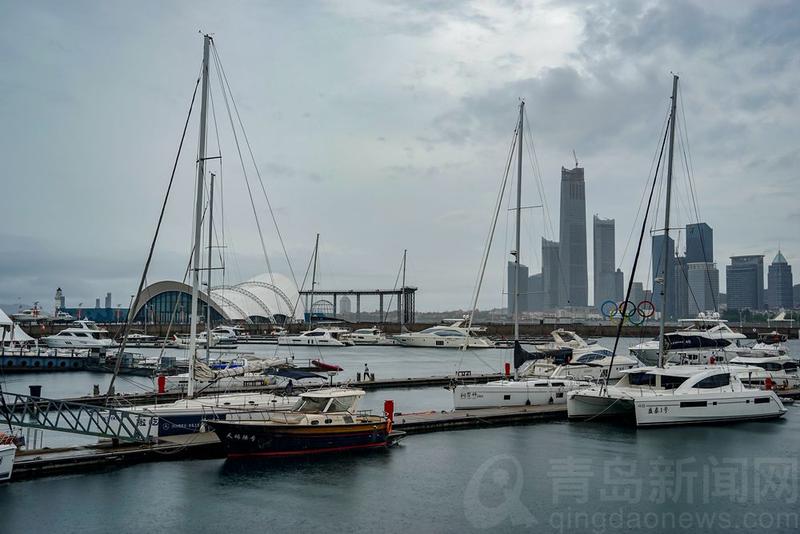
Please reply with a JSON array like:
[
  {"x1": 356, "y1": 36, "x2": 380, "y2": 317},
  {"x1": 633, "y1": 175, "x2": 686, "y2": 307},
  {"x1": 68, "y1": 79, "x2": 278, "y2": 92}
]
[
  {"x1": 400, "y1": 249, "x2": 407, "y2": 331},
  {"x1": 188, "y1": 34, "x2": 211, "y2": 398},
  {"x1": 308, "y1": 233, "x2": 320, "y2": 327},
  {"x1": 657, "y1": 74, "x2": 679, "y2": 369},
  {"x1": 205, "y1": 172, "x2": 215, "y2": 363},
  {"x1": 513, "y1": 101, "x2": 524, "y2": 341}
]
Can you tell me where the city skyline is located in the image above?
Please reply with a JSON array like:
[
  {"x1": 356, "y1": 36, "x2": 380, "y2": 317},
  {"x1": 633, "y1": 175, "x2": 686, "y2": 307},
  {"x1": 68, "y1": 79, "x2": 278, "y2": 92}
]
[{"x1": 2, "y1": 1, "x2": 799, "y2": 312}]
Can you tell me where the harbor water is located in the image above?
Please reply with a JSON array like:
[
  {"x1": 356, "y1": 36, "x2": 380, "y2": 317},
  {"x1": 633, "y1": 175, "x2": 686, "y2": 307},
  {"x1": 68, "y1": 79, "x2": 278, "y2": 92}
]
[{"x1": 1, "y1": 339, "x2": 799, "y2": 533}]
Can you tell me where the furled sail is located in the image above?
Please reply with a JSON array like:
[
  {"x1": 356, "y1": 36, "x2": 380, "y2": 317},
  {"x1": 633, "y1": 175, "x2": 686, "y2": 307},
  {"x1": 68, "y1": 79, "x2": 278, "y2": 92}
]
[{"x1": 193, "y1": 357, "x2": 289, "y2": 381}]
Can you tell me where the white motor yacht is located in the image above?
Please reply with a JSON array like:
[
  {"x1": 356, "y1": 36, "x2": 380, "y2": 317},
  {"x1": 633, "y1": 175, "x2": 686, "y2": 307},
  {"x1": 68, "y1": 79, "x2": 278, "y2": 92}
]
[
  {"x1": 729, "y1": 355, "x2": 800, "y2": 390},
  {"x1": 629, "y1": 313, "x2": 746, "y2": 365},
  {"x1": 278, "y1": 327, "x2": 352, "y2": 347},
  {"x1": 567, "y1": 366, "x2": 787, "y2": 426},
  {"x1": 454, "y1": 376, "x2": 591, "y2": 409},
  {"x1": 42, "y1": 320, "x2": 113, "y2": 348},
  {"x1": 0, "y1": 442, "x2": 16, "y2": 481},
  {"x1": 393, "y1": 320, "x2": 494, "y2": 349},
  {"x1": 345, "y1": 327, "x2": 386, "y2": 345}
]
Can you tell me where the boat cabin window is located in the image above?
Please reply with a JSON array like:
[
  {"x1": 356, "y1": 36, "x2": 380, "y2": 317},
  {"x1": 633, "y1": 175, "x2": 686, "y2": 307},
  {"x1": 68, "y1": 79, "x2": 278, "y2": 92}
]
[
  {"x1": 304, "y1": 331, "x2": 325, "y2": 337},
  {"x1": 750, "y1": 362, "x2": 783, "y2": 372},
  {"x1": 627, "y1": 372, "x2": 657, "y2": 386},
  {"x1": 660, "y1": 375, "x2": 689, "y2": 390},
  {"x1": 326, "y1": 395, "x2": 358, "y2": 413},
  {"x1": 783, "y1": 362, "x2": 798, "y2": 373},
  {"x1": 694, "y1": 373, "x2": 730, "y2": 389},
  {"x1": 293, "y1": 397, "x2": 329, "y2": 413},
  {"x1": 574, "y1": 353, "x2": 605, "y2": 364},
  {"x1": 435, "y1": 330, "x2": 465, "y2": 337}
]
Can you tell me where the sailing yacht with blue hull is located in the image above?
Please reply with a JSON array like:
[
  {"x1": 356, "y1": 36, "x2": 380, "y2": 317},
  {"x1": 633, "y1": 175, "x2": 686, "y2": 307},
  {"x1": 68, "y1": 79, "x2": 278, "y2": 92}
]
[{"x1": 206, "y1": 388, "x2": 400, "y2": 457}]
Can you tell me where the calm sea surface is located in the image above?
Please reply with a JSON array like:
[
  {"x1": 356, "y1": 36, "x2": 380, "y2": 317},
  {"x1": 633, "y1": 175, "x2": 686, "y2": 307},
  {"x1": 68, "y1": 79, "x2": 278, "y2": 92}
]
[{"x1": 1, "y1": 338, "x2": 799, "y2": 533}]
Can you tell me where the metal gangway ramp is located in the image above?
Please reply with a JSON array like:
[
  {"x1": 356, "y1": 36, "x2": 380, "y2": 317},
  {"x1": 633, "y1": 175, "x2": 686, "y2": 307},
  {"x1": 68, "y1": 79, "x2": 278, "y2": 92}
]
[{"x1": 1, "y1": 392, "x2": 157, "y2": 443}]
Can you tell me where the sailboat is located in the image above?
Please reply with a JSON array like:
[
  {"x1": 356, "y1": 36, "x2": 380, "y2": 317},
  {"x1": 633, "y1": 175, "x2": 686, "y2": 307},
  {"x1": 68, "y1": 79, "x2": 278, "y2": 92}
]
[
  {"x1": 567, "y1": 75, "x2": 787, "y2": 426},
  {"x1": 452, "y1": 101, "x2": 591, "y2": 409},
  {"x1": 122, "y1": 35, "x2": 306, "y2": 437}
]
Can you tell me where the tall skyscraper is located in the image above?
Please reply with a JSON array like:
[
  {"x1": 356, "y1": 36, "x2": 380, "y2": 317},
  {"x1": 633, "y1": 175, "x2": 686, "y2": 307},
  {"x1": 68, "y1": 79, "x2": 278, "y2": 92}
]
[
  {"x1": 558, "y1": 167, "x2": 588, "y2": 307},
  {"x1": 55, "y1": 287, "x2": 63, "y2": 312},
  {"x1": 542, "y1": 238, "x2": 561, "y2": 310},
  {"x1": 630, "y1": 282, "x2": 645, "y2": 304},
  {"x1": 105, "y1": 292, "x2": 112, "y2": 309},
  {"x1": 767, "y1": 251, "x2": 793, "y2": 309},
  {"x1": 528, "y1": 273, "x2": 544, "y2": 312},
  {"x1": 726, "y1": 255, "x2": 764, "y2": 310},
  {"x1": 592, "y1": 215, "x2": 617, "y2": 306},
  {"x1": 613, "y1": 269, "x2": 624, "y2": 302},
  {"x1": 507, "y1": 261, "x2": 529, "y2": 314},
  {"x1": 687, "y1": 262, "x2": 719, "y2": 314},
  {"x1": 673, "y1": 255, "x2": 689, "y2": 319},
  {"x1": 652, "y1": 234, "x2": 675, "y2": 318},
  {"x1": 686, "y1": 222, "x2": 713, "y2": 264}
]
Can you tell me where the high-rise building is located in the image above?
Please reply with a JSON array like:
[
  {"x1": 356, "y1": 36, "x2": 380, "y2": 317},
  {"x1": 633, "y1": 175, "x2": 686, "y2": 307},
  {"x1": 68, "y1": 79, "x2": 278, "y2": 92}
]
[
  {"x1": 542, "y1": 238, "x2": 561, "y2": 310},
  {"x1": 528, "y1": 273, "x2": 544, "y2": 312},
  {"x1": 105, "y1": 292, "x2": 112, "y2": 309},
  {"x1": 339, "y1": 296, "x2": 352, "y2": 315},
  {"x1": 726, "y1": 255, "x2": 764, "y2": 310},
  {"x1": 767, "y1": 251, "x2": 793, "y2": 309},
  {"x1": 95, "y1": 298, "x2": 101, "y2": 309},
  {"x1": 613, "y1": 269, "x2": 624, "y2": 303},
  {"x1": 687, "y1": 262, "x2": 719, "y2": 314},
  {"x1": 630, "y1": 282, "x2": 645, "y2": 304},
  {"x1": 558, "y1": 167, "x2": 588, "y2": 307},
  {"x1": 55, "y1": 287, "x2": 63, "y2": 312},
  {"x1": 507, "y1": 261, "x2": 529, "y2": 314},
  {"x1": 673, "y1": 255, "x2": 689, "y2": 319},
  {"x1": 592, "y1": 215, "x2": 617, "y2": 307},
  {"x1": 793, "y1": 284, "x2": 800, "y2": 309},
  {"x1": 652, "y1": 234, "x2": 675, "y2": 318},
  {"x1": 686, "y1": 222, "x2": 713, "y2": 264}
]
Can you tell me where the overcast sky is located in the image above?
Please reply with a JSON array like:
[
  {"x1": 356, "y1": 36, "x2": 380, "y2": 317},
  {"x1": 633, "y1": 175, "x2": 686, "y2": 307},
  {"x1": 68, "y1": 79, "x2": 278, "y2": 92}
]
[{"x1": 1, "y1": 0, "x2": 798, "y2": 313}]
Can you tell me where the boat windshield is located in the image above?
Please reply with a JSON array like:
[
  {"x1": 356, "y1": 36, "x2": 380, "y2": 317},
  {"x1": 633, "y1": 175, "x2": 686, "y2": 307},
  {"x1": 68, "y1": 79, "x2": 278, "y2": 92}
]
[
  {"x1": 293, "y1": 397, "x2": 329, "y2": 413},
  {"x1": 326, "y1": 396, "x2": 358, "y2": 413}
]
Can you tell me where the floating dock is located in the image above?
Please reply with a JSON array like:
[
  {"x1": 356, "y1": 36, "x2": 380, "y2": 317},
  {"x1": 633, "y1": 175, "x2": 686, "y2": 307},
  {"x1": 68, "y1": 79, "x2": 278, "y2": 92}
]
[{"x1": 9, "y1": 388, "x2": 800, "y2": 481}]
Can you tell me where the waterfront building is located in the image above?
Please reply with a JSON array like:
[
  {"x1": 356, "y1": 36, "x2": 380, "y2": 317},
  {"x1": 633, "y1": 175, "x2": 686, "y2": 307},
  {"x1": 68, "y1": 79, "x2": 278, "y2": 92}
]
[
  {"x1": 767, "y1": 251, "x2": 793, "y2": 309},
  {"x1": 726, "y1": 255, "x2": 765, "y2": 310},
  {"x1": 793, "y1": 284, "x2": 800, "y2": 309},
  {"x1": 95, "y1": 298, "x2": 101, "y2": 309},
  {"x1": 673, "y1": 255, "x2": 689, "y2": 319},
  {"x1": 652, "y1": 234, "x2": 675, "y2": 319},
  {"x1": 55, "y1": 287, "x2": 64, "y2": 312},
  {"x1": 507, "y1": 262, "x2": 529, "y2": 314},
  {"x1": 592, "y1": 215, "x2": 617, "y2": 306},
  {"x1": 542, "y1": 238, "x2": 561, "y2": 310},
  {"x1": 687, "y1": 262, "x2": 719, "y2": 314},
  {"x1": 105, "y1": 292, "x2": 112, "y2": 309},
  {"x1": 558, "y1": 167, "x2": 588, "y2": 307},
  {"x1": 686, "y1": 222, "x2": 713, "y2": 264}
]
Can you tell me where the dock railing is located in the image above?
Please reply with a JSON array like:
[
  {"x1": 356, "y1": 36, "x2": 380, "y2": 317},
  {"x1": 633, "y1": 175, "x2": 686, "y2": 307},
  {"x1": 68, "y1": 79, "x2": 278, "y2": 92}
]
[{"x1": 0, "y1": 392, "x2": 157, "y2": 443}]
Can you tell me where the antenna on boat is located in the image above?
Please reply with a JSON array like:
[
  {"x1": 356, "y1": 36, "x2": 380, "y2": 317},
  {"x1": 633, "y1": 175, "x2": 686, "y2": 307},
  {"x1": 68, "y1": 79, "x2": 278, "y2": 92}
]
[
  {"x1": 188, "y1": 34, "x2": 212, "y2": 398},
  {"x1": 657, "y1": 73, "x2": 679, "y2": 369}
]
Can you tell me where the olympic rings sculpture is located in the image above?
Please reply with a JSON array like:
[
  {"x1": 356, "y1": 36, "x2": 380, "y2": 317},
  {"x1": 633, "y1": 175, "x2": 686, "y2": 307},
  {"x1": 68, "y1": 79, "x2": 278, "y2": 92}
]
[{"x1": 600, "y1": 299, "x2": 655, "y2": 323}]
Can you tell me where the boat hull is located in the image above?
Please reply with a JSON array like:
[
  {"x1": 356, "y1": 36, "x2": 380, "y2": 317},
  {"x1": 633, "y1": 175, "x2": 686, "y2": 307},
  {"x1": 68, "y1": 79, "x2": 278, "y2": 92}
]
[
  {"x1": 0, "y1": 444, "x2": 16, "y2": 481},
  {"x1": 633, "y1": 391, "x2": 787, "y2": 427},
  {"x1": 393, "y1": 337, "x2": 494, "y2": 349},
  {"x1": 207, "y1": 420, "x2": 390, "y2": 457},
  {"x1": 453, "y1": 380, "x2": 585, "y2": 409},
  {"x1": 277, "y1": 337, "x2": 345, "y2": 347},
  {"x1": 566, "y1": 390, "x2": 636, "y2": 420}
]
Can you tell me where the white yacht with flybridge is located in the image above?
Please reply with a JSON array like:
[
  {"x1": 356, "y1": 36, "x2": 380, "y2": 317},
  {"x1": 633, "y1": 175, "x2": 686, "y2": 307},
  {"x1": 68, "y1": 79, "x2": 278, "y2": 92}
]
[
  {"x1": 393, "y1": 320, "x2": 494, "y2": 348},
  {"x1": 42, "y1": 320, "x2": 113, "y2": 348}
]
